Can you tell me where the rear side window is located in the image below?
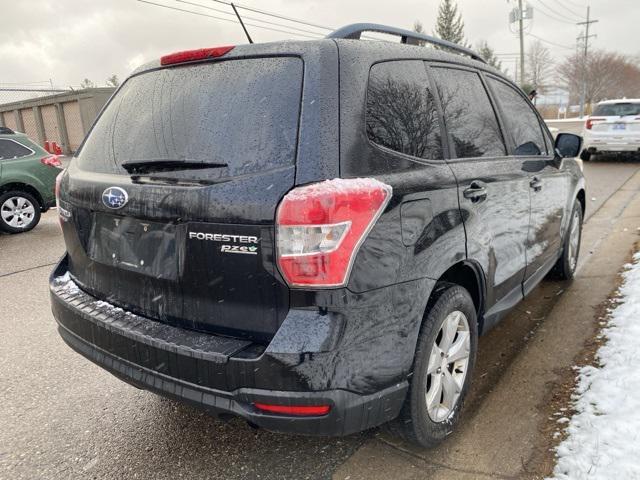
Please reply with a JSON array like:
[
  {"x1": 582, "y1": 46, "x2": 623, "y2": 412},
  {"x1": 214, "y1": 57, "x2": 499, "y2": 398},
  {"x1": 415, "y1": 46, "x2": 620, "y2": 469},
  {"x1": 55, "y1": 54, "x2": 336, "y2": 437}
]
[
  {"x1": 76, "y1": 57, "x2": 303, "y2": 177},
  {"x1": 366, "y1": 61, "x2": 443, "y2": 160},
  {"x1": 431, "y1": 68, "x2": 506, "y2": 159},
  {"x1": 488, "y1": 78, "x2": 548, "y2": 156},
  {"x1": 0, "y1": 139, "x2": 33, "y2": 160},
  {"x1": 593, "y1": 102, "x2": 640, "y2": 116}
]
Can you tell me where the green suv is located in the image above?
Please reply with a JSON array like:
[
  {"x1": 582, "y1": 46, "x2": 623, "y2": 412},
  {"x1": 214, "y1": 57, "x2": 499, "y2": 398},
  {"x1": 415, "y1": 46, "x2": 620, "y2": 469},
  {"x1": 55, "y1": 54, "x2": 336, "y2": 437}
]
[{"x1": 0, "y1": 127, "x2": 62, "y2": 233}]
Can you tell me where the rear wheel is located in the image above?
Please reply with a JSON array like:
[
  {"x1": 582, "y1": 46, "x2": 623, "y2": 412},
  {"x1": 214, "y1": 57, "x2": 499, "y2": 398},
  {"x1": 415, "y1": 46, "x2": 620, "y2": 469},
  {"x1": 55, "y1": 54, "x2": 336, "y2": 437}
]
[
  {"x1": 551, "y1": 201, "x2": 583, "y2": 280},
  {"x1": 580, "y1": 150, "x2": 592, "y2": 161},
  {"x1": 0, "y1": 191, "x2": 41, "y2": 234},
  {"x1": 392, "y1": 284, "x2": 478, "y2": 448}
]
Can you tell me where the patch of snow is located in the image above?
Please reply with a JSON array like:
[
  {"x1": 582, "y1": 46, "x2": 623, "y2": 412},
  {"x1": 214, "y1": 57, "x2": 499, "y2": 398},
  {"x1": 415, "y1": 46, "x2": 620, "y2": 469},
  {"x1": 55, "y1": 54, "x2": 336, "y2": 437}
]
[
  {"x1": 94, "y1": 300, "x2": 125, "y2": 314},
  {"x1": 550, "y1": 252, "x2": 640, "y2": 480},
  {"x1": 54, "y1": 273, "x2": 80, "y2": 294}
]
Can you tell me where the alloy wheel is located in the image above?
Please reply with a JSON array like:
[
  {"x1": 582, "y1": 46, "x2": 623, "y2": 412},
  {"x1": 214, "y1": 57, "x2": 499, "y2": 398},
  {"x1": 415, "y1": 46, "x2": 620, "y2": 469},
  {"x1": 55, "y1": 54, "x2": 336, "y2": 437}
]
[
  {"x1": 1, "y1": 196, "x2": 36, "y2": 229},
  {"x1": 567, "y1": 208, "x2": 581, "y2": 272},
  {"x1": 425, "y1": 310, "x2": 471, "y2": 422}
]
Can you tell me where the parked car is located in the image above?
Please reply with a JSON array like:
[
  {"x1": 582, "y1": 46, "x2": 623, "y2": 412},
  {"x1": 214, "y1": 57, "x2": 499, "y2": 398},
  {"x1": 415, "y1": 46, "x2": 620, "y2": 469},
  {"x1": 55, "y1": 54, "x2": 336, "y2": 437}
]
[
  {"x1": 0, "y1": 127, "x2": 62, "y2": 233},
  {"x1": 581, "y1": 99, "x2": 640, "y2": 160},
  {"x1": 50, "y1": 24, "x2": 585, "y2": 447}
]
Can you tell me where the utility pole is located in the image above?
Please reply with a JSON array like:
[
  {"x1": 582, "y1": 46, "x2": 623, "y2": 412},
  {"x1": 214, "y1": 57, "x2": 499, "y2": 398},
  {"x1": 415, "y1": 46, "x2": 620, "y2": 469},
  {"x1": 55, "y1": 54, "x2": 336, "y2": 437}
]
[
  {"x1": 518, "y1": 0, "x2": 525, "y2": 86},
  {"x1": 577, "y1": 6, "x2": 598, "y2": 117}
]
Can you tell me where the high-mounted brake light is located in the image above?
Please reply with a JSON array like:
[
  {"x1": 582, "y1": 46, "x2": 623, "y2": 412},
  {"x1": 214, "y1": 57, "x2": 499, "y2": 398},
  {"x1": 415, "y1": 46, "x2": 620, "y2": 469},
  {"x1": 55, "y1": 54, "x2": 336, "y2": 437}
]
[
  {"x1": 253, "y1": 403, "x2": 331, "y2": 416},
  {"x1": 585, "y1": 117, "x2": 605, "y2": 130},
  {"x1": 276, "y1": 178, "x2": 392, "y2": 288},
  {"x1": 160, "y1": 45, "x2": 234, "y2": 66},
  {"x1": 41, "y1": 154, "x2": 62, "y2": 168}
]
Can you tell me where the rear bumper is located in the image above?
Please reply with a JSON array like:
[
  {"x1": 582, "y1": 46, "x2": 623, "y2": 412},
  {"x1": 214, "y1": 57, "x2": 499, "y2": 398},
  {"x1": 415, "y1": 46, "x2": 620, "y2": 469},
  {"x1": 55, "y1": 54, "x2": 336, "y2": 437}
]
[
  {"x1": 50, "y1": 256, "x2": 410, "y2": 436},
  {"x1": 583, "y1": 135, "x2": 640, "y2": 153}
]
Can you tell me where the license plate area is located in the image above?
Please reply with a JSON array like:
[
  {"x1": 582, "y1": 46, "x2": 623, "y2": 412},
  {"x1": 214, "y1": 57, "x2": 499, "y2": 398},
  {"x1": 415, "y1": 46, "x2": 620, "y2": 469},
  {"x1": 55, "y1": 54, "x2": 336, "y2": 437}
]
[
  {"x1": 613, "y1": 123, "x2": 626, "y2": 130},
  {"x1": 88, "y1": 213, "x2": 178, "y2": 280}
]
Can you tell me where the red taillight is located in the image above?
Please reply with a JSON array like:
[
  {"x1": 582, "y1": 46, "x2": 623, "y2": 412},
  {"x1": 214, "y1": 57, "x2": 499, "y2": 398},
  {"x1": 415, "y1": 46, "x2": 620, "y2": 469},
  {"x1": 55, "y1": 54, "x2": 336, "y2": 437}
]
[
  {"x1": 41, "y1": 154, "x2": 62, "y2": 168},
  {"x1": 253, "y1": 403, "x2": 331, "y2": 416},
  {"x1": 586, "y1": 117, "x2": 605, "y2": 130},
  {"x1": 160, "y1": 46, "x2": 234, "y2": 66},
  {"x1": 276, "y1": 178, "x2": 392, "y2": 288}
]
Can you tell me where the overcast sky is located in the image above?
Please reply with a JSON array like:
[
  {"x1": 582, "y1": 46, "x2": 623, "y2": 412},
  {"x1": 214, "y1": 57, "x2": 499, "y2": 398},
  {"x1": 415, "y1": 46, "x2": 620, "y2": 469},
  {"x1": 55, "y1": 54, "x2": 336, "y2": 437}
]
[{"x1": 1, "y1": 0, "x2": 637, "y2": 88}]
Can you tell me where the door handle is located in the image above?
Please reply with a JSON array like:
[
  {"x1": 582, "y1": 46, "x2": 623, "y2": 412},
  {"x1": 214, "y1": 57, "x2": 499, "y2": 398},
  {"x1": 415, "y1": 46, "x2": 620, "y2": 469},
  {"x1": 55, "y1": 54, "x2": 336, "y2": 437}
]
[
  {"x1": 530, "y1": 177, "x2": 543, "y2": 192},
  {"x1": 463, "y1": 181, "x2": 487, "y2": 203}
]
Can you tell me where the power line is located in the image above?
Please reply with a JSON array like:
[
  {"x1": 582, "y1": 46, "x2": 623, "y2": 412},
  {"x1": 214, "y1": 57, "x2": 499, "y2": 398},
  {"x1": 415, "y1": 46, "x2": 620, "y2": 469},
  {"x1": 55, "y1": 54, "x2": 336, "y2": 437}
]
[
  {"x1": 555, "y1": 0, "x2": 586, "y2": 19},
  {"x1": 561, "y1": 0, "x2": 587, "y2": 9},
  {"x1": 175, "y1": 0, "x2": 327, "y2": 37},
  {"x1": 535, "y1": 0, "x2": 584, "y2": 22},
  {"x1": 208, "y1": 0, "x2": 334, "y2": 33},
  {"x1": 525, "y1": 32, "x2": 575, "y2": 50},
  {"x1": 136, "y1": 0, "x2": 323, "y2": 39},
  {"x1": 531, "y1": 3, "x2": 579, "y2": 25}
]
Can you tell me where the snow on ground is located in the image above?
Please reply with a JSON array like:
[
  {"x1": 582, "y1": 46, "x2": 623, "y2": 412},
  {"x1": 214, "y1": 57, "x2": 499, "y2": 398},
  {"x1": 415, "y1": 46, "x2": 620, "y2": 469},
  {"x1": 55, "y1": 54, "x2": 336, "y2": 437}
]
[{"x1": 551, "y1": 252, "x2": 640, "y2": 480}]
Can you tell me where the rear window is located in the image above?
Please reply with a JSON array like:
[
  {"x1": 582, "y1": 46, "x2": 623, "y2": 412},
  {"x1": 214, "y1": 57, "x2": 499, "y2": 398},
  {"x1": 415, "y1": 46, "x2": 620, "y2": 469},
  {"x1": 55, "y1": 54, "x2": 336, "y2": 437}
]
[
  {"x1": 76, "y1": 57, "x2": 303, "y2": 177},
  {"x1": 593, "y1": 102, "x2": 640, "y2": 116},
  {"x1": 0, "y1": 139, "x2": 33, "y2": 160},
  {"x1": 431, "y1": 67, "x2": 506, "y2": 158},
  {"x1": 366, "y1": 61, "x2": 443, "y2": 160}
]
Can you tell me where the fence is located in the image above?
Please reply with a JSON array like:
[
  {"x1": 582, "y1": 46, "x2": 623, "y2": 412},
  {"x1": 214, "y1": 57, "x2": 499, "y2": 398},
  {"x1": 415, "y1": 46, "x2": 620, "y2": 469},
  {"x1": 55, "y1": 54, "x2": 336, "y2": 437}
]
[{"x1": 0, "y1": 88, "x2": 115, "y2": 155}]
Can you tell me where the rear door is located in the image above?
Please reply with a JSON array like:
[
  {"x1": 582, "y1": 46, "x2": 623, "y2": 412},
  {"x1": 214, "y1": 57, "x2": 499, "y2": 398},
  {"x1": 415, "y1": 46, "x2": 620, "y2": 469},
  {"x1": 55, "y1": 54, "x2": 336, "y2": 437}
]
[
  {"x1": 429, "y1": 65, "x2": 530, "y2": 320},
  {"x1": 59, "y1": 54, "x2": 310, "y2": 342},
  {"x1": 486, "y1": 76, "x2": 569, "y2": 289}
]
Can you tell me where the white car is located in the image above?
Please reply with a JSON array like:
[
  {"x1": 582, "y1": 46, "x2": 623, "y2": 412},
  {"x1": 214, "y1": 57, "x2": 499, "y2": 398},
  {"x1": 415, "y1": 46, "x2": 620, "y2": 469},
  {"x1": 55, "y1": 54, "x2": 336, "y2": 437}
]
[{"x1": 581, "y1": 99, "x2": 640, "y2": 160}]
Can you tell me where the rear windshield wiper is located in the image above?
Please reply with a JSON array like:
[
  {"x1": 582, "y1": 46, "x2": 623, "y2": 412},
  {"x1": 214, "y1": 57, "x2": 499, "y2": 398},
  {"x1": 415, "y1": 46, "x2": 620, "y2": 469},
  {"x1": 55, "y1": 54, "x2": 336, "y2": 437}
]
[{"x1": 121, "y1": 159, "x2": 228, "y2": 174}]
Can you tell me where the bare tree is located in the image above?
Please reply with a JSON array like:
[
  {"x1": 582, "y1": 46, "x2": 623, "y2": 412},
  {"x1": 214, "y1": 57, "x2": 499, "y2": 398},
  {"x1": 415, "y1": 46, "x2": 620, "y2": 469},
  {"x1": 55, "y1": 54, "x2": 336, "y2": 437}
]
[
  {"x1": 557, "y1": 50, "x2": 640, "y2": 105},
  {"x1": 79, "y1": 78, "x2": 95, "y2": 89},
  {"x1": 106, "y1": 75, "x2": 120, "y2": 88},
  {"x1": 526, "y1": 40, "x2": 553, "y2": 93}
]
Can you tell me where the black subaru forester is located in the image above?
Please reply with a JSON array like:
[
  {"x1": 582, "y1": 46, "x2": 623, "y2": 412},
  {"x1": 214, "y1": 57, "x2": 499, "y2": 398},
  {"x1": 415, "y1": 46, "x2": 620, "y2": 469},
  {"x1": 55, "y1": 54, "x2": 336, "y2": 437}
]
[{"x1": 51, "y1": 24, "x2": 585, "y2": 447}]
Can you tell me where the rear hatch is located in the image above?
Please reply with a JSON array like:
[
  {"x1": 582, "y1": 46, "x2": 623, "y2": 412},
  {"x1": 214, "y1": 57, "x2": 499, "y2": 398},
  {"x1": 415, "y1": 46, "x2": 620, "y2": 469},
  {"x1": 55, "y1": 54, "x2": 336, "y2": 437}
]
[
  {"x1": 589, "y1": 101, "x2": 640, "y2": 138},
  {"x1": 59, "y1": 54, "x2": 304, "y2": 342}
]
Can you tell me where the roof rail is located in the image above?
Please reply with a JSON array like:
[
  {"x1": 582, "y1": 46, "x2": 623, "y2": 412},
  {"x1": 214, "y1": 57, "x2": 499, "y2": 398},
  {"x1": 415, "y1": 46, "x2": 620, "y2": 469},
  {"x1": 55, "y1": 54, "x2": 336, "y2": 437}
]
[
  {"x1": 0, "y1": 127, "x2": 15, "y2": 135},
  {"x1": 326, "y1": 23, "x2": 486, "y2": 64}
]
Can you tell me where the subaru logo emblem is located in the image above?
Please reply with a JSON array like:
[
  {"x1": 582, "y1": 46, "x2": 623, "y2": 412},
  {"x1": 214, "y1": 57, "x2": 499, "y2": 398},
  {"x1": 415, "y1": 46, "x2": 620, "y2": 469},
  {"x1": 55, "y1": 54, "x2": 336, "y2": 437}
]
[{"x1": 102, "y1": 187, "x2": 128, "y2": 209}]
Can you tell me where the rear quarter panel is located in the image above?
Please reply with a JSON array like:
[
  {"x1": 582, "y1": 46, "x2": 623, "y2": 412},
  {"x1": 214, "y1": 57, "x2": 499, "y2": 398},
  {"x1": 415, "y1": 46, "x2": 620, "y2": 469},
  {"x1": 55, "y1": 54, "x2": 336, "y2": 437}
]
[{"x1": 1, "y1": 154, "x2": 58, "y2": 205}]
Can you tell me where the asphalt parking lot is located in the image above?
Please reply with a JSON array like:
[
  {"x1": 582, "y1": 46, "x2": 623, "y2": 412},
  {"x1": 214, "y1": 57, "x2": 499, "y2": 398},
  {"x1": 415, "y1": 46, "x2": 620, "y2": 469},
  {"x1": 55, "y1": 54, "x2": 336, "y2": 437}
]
[{"x1": 1, "y1": 159, "x2": 640, "y2": 480}]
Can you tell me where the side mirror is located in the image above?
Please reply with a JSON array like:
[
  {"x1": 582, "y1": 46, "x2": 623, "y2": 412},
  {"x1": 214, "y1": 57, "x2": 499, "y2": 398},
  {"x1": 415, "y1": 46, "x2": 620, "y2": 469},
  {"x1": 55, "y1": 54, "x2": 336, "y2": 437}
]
[{"x1": 555, "y1": 133, "x2": 583, "y2": 158}]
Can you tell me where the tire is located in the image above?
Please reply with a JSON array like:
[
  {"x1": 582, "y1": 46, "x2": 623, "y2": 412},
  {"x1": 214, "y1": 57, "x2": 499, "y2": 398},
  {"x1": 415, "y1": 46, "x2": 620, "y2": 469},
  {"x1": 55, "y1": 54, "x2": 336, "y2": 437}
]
[
  {"x1": 580, "y1": 150, "x2": 592, "y2": 161},
  {"x1": 0, "y1": 190, "x2": 41, "y2": 234},
  {"x1": 391, "y1": 283, "x2": 478, "y2": 448},
  {"x1": 551, "y1": 201, "x2": 583, "y2": 280}
]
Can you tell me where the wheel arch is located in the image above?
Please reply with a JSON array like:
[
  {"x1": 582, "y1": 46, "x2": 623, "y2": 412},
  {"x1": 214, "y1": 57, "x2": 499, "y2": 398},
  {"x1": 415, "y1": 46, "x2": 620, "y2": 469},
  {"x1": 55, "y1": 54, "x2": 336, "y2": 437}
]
[
  {"x1": 430, "y1": 260, "x2": 487, "y2": 334},
  {"x1": 0, "y1": 182, "x2": 45, "y2": 211}
]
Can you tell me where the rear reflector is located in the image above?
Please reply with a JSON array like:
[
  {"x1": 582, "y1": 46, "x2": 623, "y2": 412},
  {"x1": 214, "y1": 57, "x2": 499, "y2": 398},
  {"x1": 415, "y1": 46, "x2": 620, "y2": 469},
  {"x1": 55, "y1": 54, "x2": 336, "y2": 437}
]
[
  {"x1": 253, "y1": 403, "x2": 331, "y2": 416},
  {"x1": 41, "y1": 154, "x2": 62, "y2": 168},
  {"x1": 276, "y1": 178, "x2": 392, "y2": 288},
  {"x1": 160, "y1": 46, "x2": 234, "y2": 66}
]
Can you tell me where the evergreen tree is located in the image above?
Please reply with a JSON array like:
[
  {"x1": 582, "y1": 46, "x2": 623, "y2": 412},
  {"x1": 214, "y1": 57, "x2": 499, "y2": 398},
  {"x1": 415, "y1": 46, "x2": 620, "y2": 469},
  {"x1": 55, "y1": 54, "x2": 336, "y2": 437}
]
[
  {"x1": 413, "y1": 20, "x2": 426, "y2": 46},
  {"x1": 477, "y1": 41, "x2": 503, "y2": 71},
  {"x1": 434, "y1": 0, "x2": 467, "y2": 46}
]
